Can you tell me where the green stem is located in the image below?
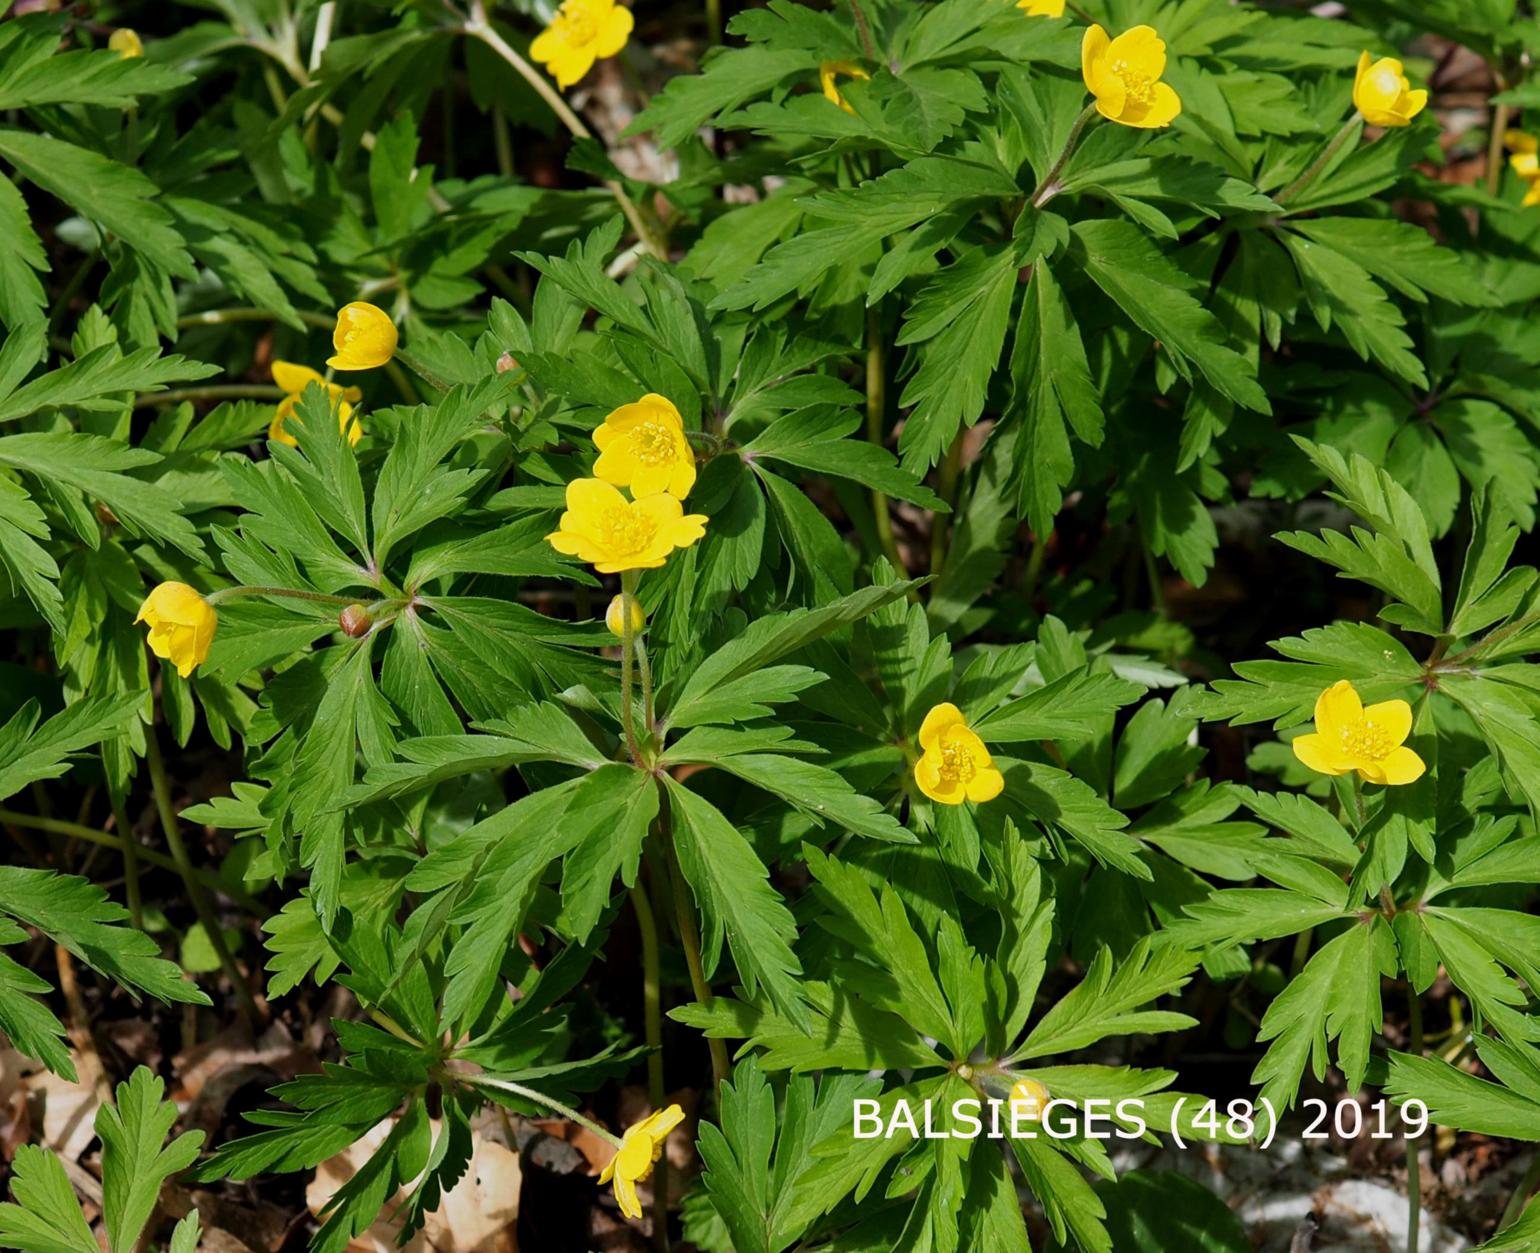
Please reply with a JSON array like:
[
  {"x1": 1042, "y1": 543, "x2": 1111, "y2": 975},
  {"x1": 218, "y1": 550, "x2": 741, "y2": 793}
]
[
  {"x1": 663, "y1": 831, "x2": 730, "y2": 1097},
  {"x1": 865, "y1": 306, "x2": 907, "y2": 577},
  {"x1": 1407, "y1": 985, "x2": 1425, "y2": 1253},
  {"x1": 1142, "y1": 538, "x2": 1166, "y2": 617},
  {"x1": 636, "y1": 635, "x2": 656, "y2": 735},
  {"x1": 105, "y1": 780, "x2": 142, "y2": 931},
  {"x1": 1031, "y1": 103, "x2": 1098, "y2": 208},
  {"x1": 176, "y1": 307, "x2": 335, "y2": 332},
  {"x1": 470, "y1": 1076, "x2": 624, "y2": 1147},
  {"x1": 930, "y1": 431, "x2": 964, "y2": 580},
  {"x1": 706, "y1": 0, "x2": 722, "y2": 44},
  {"x1": 135, "y1": 385, "x2": 284, "y2": 408},
  {"x1": 1352, "y1": 773, "x2": 1368, "y2": 832},
  {"x1": 1498, "y1": 1153, "x2": 1540, "y2": 1232},
  {"x1": 0, "y1": 807, "x2": 263, "y2": 913},
  {"x1": 619, "y1": 571, "x2": 643, "y2": 765},
  {"x1": 1275, "y1": 113, "x2": 1362, "y2": 207},
  {"x1": 393, "y1": 346, "x2": 454, "y2": 393},
  {"x1": 205, "y1": 584, "x2": 360, "y2": 608},
  {"x1": 1488, "y1": 101, "x2": 1512, "y2": 198},
  {"x1": 145, "y1": 725, "x2": 262, "y2": 1024},
  {"x1": 630, "y1": 881, "x2": 669, "y2": 1253},
  {"x1": 1023, "y1": 530, "x2": 1049, "y2": 605},
  {"x1": 847, "y1": 0, "x2": 877, "y2": 62}
]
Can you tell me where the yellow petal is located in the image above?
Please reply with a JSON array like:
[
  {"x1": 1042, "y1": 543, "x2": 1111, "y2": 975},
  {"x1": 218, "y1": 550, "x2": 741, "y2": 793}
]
[
  {"x1": 1081, "y1": 24, "x2": 1111, "y2": 94},
  {"x1": 915, "y1": 753, "x2": 964, "y2": 804},
  {"x1": 1106, "y1": 25, "x2": 1166, "y2": 81},
  {"x1": 271, "y1": 360, "x2": 323, "y2": 394},
  {"x1": 612, "y1": 1171, "x2": 642, "y2": 1219},
  {"x1": 967, "y1": 766, "x2": 1004, "y2": 803},
  {"x1": 1398, "y1": 88, "x2": 1428, "y2": 122},
  {"x1": 595, "y1": 4, "x2": 634, "y2": 58},
  {"x1": 918, "y1": 702, "x2": 966, "y2": 752},
  {"x1": 1363, "y1": 699, "x2": 1412, "y2": 748},
  {"x1": 1377, "y1": 746, "x2": 1426, "y2": 786},
  {"x1": 1313, "y1": 680, "x2": 1363, "y2": 735},
  {"x1": 1133, "y1": 80, "x2": 1182, "y2": 129},
  {"x1": 567, "y1": 476, "x2": 629, "y2": 518},
  {"x1": 1291, "y1": 732, "x2": 1352, "y2": 777}
]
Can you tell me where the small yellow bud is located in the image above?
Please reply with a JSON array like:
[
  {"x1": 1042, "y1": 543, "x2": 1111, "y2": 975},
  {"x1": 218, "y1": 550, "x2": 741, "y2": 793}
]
[
  {"x1": 135, "y1": 582, "x2": 217, "y2": 678},
  {"x1": 109, "y1": 28, "x2": 144, "y2": 58},
  {"x1": 1008, "y1": 1078, "x2": 1051, "y2": 1122},
  {"x1": 606, "y1": 594, "x2": 645, "y2": 637},
  {"x1": 327, "y1": 302, "x2": 398, "y2": 372}
]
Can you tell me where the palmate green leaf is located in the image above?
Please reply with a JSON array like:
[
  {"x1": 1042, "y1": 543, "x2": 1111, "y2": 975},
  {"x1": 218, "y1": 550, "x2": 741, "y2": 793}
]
[
  {"x1": 0, "y1": 176, "x2": 45, "y2": 329},
  {"x1": 98, "y1": 1069, "x2": 205, "y2": 1253},
  {"x1": 679, "y1": 753, "x2": 915, "y2": 844},
  {"x1": 0, "y1": 18, "x2": 191, "y2": 108},
  {"x1": 0, "y1": 129, "x2": 194, "y2": 279},
  {"x1": 0, "y1": 432, "x2": 202, "y2": 558},
  {"x1": 976, "y1": 668, "x2": 1142, "y2": 743},
  {"x1": 1069, "y1": 219, "x2": 1268, "y2": 414},
  {"x1": 895, "y1": 243, "x2": 1018, "y2": 473},
  {"x1": 1385, "y1": 1045, "x2": 1540, "y2": 1142},
  {"x1": 1252, "y1": 918, "x2": 1396, "y2": 1111},
  {"x1": 743, "y1": 408, "x2": 946, "y2": 510},
  {"x1": 0, "y1": 1144, "x2": 97, "y2": 1253},
  {"x1": 1286, "y1": 217, "x2": 1496, "y2": 306},
  {"x1": 1010, "y1": 939, "x2": 1199, "y2": 1061},
  {"x1": 627, "y1": 46, "x2": 810, "y2": 150},
  {"x1": 0, "y1": 344, "x2": 218, "y2": 425},
  {"x1": 0, "y1": 694, "x2": 140, "y2": 800},
  {"x1": 1441, "y1": 672, "x2": 1540, "y2": 817},
  {"x1": 664, "y1": 776, "x2": 810, "y2": 1031},
  {"x1": 0, "y1": 939, "x2": 72, "y2": 1078},
  {"x1": 560, "y1": 764, "x2": 660, "y2": 941},
  {"x1": 999, "y1": 758, "x2": 1149, "y2": 879},
  {"x1": 1006, "y1": 260, "x2": 1102, "y2": 537}
]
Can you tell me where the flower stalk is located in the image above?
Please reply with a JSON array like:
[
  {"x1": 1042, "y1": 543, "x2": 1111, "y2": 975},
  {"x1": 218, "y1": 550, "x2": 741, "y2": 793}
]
[
  {"x1": 1275, "y1": 114, "x2": 1361, "y2": 207},
  {"x1": 1031, "y1": 103, "x2": 1098, "y2": 209}
]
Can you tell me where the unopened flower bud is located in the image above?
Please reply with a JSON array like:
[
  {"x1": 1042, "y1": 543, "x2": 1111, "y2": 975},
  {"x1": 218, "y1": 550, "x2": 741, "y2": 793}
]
[
  {"x1": 496, "y1": 351, "x2": 520, "y2": 374},
  {"x1": 606, "y1": 594, "x2": 645, "y2": 637},
  {"x1": 339, "y1": 604, "x2": 372, "y2": 638},
  {"x1": 1008, "y1": 1078, "x2": 1050, "y2": 1122}
]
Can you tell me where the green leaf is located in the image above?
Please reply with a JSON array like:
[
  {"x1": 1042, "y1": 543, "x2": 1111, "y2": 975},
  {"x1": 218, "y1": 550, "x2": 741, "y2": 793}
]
[
  {"x1": 0, "y1": 344, "x2": 217, "y2": 425},
  {"x1": 0, "y1": 1144, "x2": 97, "y2": 1253},
  {"x1": 0, "y1": 21, "x2": 191, "y2": 108},
  {"x1": 98, "y1": 1069, "x2": 205, "y2": 1253},
  {"x1": 0, "y1": 175, "x2": 46, "y2": 329},
  {"x1": 976, "y1": 668, "x2": 1143, "y2": 742},
  {"x1": 664, "y1": 777, "x2": 810, "y2": 1031},
  {"x1": 680, "y1": 753, "x2": 915, "y2": 844},
  {"x1": 1385, "y1": 1048, "x2": 1540, "y2": 1141},
  {"x1": 1286, "y1": 217, "x2": 1494, "y2": 306},
  {"x1": 1070, "y1": 219, "x2": 1269, "y2": 413},
  {"x1": 0, "y1": 695, "x2": 141, "y2": 801},
  {"x1": 627, "y1": 46, "x2": 810, "y2": 150},
  {"x1": 560, "y1": 765, "x2": 661, "y2": 941}
]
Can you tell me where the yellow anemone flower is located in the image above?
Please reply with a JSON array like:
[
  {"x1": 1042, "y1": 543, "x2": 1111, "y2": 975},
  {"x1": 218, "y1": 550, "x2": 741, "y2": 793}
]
[
  {"x1": 135, "y1": 582, "x2": 217, "y2": 678},
  {"x1": 545, "y1": 479, "x2": 707, "y2": 574},
  {"x1": 531, "y1": 0, "x2": 634, "y2": 90},
  {"x1": 327, "y1": 302, "x2": 398, "y2": 371},
  {"x1": 593, "y1": 394, "x2": 696, "y2": 500},
  {"x1": 1081, "y1": 25, "x2": 1182, "y2": 130},
  {"x1": 1290, "y1": 680, "x2": 1425, "y2": 787},
  {"x1": 1506, "y1": 131, "x2": 1540, "y2": 203},
  {"x1": 914, "y1": 702, "x2": 1004, "y2": 806},
  {"x1": 606, "y1": 594, "x2": 646, "y2": 637},
  {"x1": 820, "y1": 61, "x2": 870, "y2": 114},
  {"x1": 1018, "y1": 0, "x2": 1066, "y2": 15},
  {"x1": 1008, "y1": 1078, "x2": 1051, "y2": 1121},
  {"x1": 268, "y1": 361, "x2": 363, "y2": 448},
  {"x1": 108, "y1": 29, "x2": 144, "y2": 58},
  {"x1": 599, "y1": 1104, "x2": 685, "y2": 1220},
  {"x1": 1352, "y1": 51, "x2": 1428, "y2": 128}
]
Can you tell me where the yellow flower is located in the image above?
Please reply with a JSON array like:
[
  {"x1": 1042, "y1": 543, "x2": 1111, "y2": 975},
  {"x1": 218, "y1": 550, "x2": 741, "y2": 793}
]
[
  {"x1": 1506, "y1": 131, "x2": 1540, "y2": 204},
  {"x1": 599, "y1": 1104, "x2": 685, "y2": 1220},
  {"x1": 606, "y1": 594, "x2": 646, "y2": 637},
  {"x1": 1291, "y1": 680, "x2": 1425, "y2": 787},
  {"x1": 914, "y1": 702, "x2": 1004, "y2": 806},
  {"x1": 531, "y1": 0, "x2": 634, "y2": 90},
  {"x1": 108, "y1": 29, "x2": 143, "y2": 58},
  {"x1": 1081, "y1": 25, "x2": 1182, "y2": 129},
  {"x1": 1018, "y1": 0, "x2": 1065, "y2": 15},
  {"x1": 820, "y1": 61, "x2": 870, "y2": 114},
  {"x1": 593, "y1": 394, "x2": 696, "y2": 500},
  {"x1": 268, "y1": 361, "x2": 363, "y2": 448},
  {"x1": 135, "y1": 582, "x2": 217, "y2": 678},
  {"x1": 327, "y1": 302, "x2": 398, "y2": 371},
  {"x1": 1352, "y1": 51, "x2": 1428, "y2": 128},
  {"x1": 545, "y1": 479, "x2": 707, "y2": 574},
  {"x1": 1008, "y1": 1078, "x2": 1050, "y2": 1121}
]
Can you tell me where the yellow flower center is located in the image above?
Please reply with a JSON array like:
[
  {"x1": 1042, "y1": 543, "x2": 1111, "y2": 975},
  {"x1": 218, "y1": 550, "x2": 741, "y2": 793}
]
[
  {"x1": 937, "y1": 738, "x2": 978, "y2": 785},
  {"x1": 1111, "y1": 59, "x2": 1154, "y2": 106},
  {"x1": 554, "y1": 2, "x2": 599, "y2": 44},
  {"x1": 601, "y1": 504, "x2": 658, "y2": 556},
  {"x1": 1338, "y1": 719, "x2": 1392, "y2": 762},
  {"x1": 630, "y1": 421, "x2": 678, "y2": 466}
]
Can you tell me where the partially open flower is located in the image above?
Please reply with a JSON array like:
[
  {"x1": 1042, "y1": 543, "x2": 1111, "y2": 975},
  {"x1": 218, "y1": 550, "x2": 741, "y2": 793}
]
[
  {"x1": 1009, "y1": 1078, "x2": 1051, "y2": 1122},
  {"x1": 1352, "y1": 51, "x2": 1428, "y2": 128},
  {"x1": 108, "y1": 29, "x2": 144, "y2": 58},
  {"x1": 914, "y1": 703, "x2": 1004, "y2": 805},
  {"x1": 135, "y1": 582, "x2": 217, "y2": 678},
  {"x1": 1507, "y1": 131, "x2": 1540, "y2": 206},
  {"x1": 820, "y1": 61, "x2": 870, "y2": 113},
  {"x1": 599, "y1": 1105, "x2": 685, "y2": 1220},
  {"x1": 268, "y1": 361, "x2": 363, "y2": 447},
  {"x1": 327, "y1": 302, "x2": 398, "y2": 371}
]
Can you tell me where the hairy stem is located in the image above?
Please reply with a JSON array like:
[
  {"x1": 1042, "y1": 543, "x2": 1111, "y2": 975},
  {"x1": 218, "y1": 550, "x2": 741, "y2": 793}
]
[
  {"x1": 1276, "y1": 113, "x2": 1361, "y2": 207},
  {"x1": 1407, "y1": 986, "x2": 1425, "y2": 1253},
  {"x1": 105, "y1": 779, "x2": 142, "y2": 930},
  {"x1": 630, "y1": 881, "x2": 669, "y2": 1252},
  {"x1": 865, "y1": 306, "x2": 907, "y2": 576},
  {"x1": 145, "y1": 725, "x2": 261, "y2": 1024},
  {"x1": 1032, "y1": 103, "x2": 1098, "y2": 208},
  {"x1": 847, "y1": 0, "x2": 877, "y2": 62},
  {"x1": 471, "y1": 1076, "x2": 624, "y2": 1147},
  {"x1": 619, "y1": 570, "x2": 644, "y2": 765},
  {"x1": 663, "y1": 832, "x2": 730, "y2": 1097}
]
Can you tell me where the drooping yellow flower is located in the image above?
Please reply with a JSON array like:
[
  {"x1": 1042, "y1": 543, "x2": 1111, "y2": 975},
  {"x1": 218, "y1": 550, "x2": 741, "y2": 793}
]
[
  {"x1": 914, "y1": 703, "x2": 1004, "y2": 806},
  {"x1": 1018, "y1": 0, "x2": 1065, "y2": 15},
  {"x1": 593, "y1": 394, "x2": 696, "y2": 501},
  {"x1": 135, "y1": 582, "x2": 217, "y2": 678},
  {"x1": 606, "y1": 594, "x2": 646, "y2": 637},
  {"x1": 1291, "y1": 680, "x2": 1425, "y2": 787},
  {"x1": 545, "y1": 479, "x2": 707, "y2": 574},
  {"x1": 1507, "y1": 131, "x2": 1540, "y2": 206},
  {"x1": 108, "y1": 29, "x2": 144, "y2": 58},
  {"x1": 1081, "y1": 25, "x2": 1182, "y2": 129},
  {"x1": 531, "y1": 0, "x2": 634, "y2": 90},
  {"x1": 599, "y1": 1104, "x2": 685, "y2": 1220},
  {"x1": 820, "y1": 61, "x2": 870, "y2": 114},
  {"x1": 327, "y1": 302, "x2": 398, "y2": 371},
  {"x1": 268, "y1": 361, "x2": 363, "y2": 448},
  {"x1": 1352, "y1": 51, "x2": 1428, "y2": 128},
  {"x1": 1008, "y1": 1078, "x2": 1050, "y2": 1121}
]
